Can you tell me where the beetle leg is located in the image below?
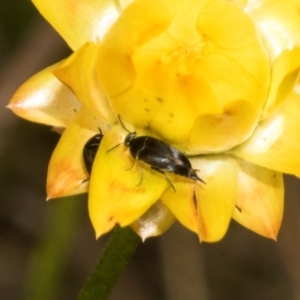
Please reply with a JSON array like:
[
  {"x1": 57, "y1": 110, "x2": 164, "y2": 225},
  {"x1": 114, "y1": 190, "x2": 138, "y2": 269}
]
[
  {"x1": 136, "y1": 160, "x2": 144, "y2": 186},
  {"x1": 236, "y1": 205, "x2": 242, "y2": 213},
  {"x1": 151, "y1": 167, "x2": 176, "y2": 192},
  {"x1": 126, "y1": 161, "x2": 135, "y2": 170},
  {"x1": 193, "y1": 186, "x2": 198, "y2": 215},
  {"x1": 81, "y1": 178, "x2": 89, "y2": 184}
]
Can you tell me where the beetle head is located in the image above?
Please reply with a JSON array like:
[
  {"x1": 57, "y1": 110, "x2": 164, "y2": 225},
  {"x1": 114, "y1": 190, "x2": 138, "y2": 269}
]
[{"x1": 124, "y1": 132, "x2": 136, "y2": 147}]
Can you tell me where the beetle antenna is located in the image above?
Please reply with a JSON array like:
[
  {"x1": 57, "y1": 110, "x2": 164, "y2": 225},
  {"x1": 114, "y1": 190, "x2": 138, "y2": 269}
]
[
  {"x1": 107, "y1": 143, "x2": 122, "y2": 152},
  {"x1": 106, "y1": 117, "x2": 132, "y2": 152},
  {"x1": 118, "y1": 115, "x2": 130, "y2": 133}
]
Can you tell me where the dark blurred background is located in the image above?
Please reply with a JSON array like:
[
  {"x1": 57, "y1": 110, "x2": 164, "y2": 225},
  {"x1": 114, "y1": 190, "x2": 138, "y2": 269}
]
[{"x1": 1, "y1": 1, "x2": 300, "y2": 300}]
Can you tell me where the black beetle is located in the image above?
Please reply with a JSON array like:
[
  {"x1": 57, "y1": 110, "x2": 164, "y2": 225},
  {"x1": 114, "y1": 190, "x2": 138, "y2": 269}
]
[
  {"x1": 83, "y1": 128, "x2": 104, "y2": 175},
  {"x1": 108, "y1": 117, "x2": 205, "y2": 190}
]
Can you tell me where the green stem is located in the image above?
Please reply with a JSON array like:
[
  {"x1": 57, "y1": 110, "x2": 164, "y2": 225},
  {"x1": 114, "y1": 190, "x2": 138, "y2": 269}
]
[
  {"x1": 24, "y1": 197, "x2": 80, "y2": 300},
  {"x1": 77, "y1": 226, "x2": 140, "y2": 300}
]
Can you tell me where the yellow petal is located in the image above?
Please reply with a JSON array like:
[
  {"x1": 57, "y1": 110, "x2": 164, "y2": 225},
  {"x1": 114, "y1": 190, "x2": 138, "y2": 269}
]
[
  {"x1": 262, "y1": 47, "x2": 300, "y2": 119},
  {"x1": 32, "y1": 0, "x2": 131, "y2": 50},
  {"x1": 246, "y1": 0, "x2": 300, "y2": 61},
  {"x1": 193, "y1": 155, "x2": 239, "y2": 242},
  {"x1": 97, "y1": 0, "x2": 173, "y2": 107},
  {"x1": 187, "y1": 100, "x2": 258, "y2": 154},
  {"x1": 233, "y1": 87, "x2": 300, "y2": 176},
  {"x1": 161, "y1": 175, "x2": 201, "y2": 235},
  {"x1": 162, "y1": 155, "x2": 239, "y2": 242},
  {"x1": 8, "y1": 64, "x2": 80, "y2": 127},
  {"x1": 233, "y1": 160, "x2": 284, "y2": 239},
  {"x1": 47, "y1": 107, "x2": 109, "y2": 199},
  {"x1": 131, "y1": 201, "x2": 175, "y2": 241},
  {"x1": 224, "y1": 0, "x2": 248, "y2": 9},
  {"x1": 147, "y1": 72, "x2": 221, "y2": 147},
  {"x1": 195, "y1": 0, "x2": 269, "y2": 110},
  {"x1": 89, "y1": 125, "x2": 169, "y2": 238},
  {"x1": 53, "y1": 42, "x2": 116, "y2": 125}
]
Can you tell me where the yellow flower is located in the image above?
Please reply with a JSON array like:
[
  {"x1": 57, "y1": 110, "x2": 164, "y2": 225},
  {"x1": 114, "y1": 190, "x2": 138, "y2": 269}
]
[{"x1": 8, "y1": 0, "x2": 300, "y2": 242}]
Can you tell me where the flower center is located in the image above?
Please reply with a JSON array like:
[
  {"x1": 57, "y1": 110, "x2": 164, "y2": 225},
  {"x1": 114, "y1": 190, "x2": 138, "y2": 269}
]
[{"x1": 162, "y1": 40, "x2": 204, "y2": 77}]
